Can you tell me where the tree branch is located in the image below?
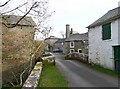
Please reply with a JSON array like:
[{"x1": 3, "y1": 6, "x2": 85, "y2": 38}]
[
  {"x1": 0, "y1": 0, "x2": 11, "y2": 7},
  {"x1": 11, "y1": 71, "x2": 19, "y2": 84},
  {"x1": 2, "y1": 2, "x2": 38, "y2": 28},
  {"x1": 1, "y1": 2, "x2": 28, "y2": 15},
  {"x1": 20, "y1": 66, "x2": 29, "y2": 85}
]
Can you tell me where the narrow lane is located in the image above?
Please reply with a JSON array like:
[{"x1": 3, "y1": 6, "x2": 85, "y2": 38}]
[{"x1": 54, "y1": 53, "x2": 119, "y2": 87}]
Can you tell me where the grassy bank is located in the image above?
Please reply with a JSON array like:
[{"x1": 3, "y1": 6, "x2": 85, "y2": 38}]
[
  {"x1": 38, "y1": 65, "x2": 68, "y2": 87},
  {"x1": 90, "y1": 64, "x2": 119, "y2": 77},
  {"x1": 79, "y1": 59, "x2": 119, "y2": 77},
  {"x1": 64, "y1": 55, "x2": 119, "y2": 78}
]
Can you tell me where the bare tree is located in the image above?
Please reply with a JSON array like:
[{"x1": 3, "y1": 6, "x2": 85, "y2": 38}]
[
  {"x1": 60, "y1": 30, "x2": 65, "y2": 38},
  {"x1": 0, "y1": 0, "x2": 11, "y2": 7},
  {"x1": 0, "y1": 0, "x2": 54, "y2": 36},
  {"x1": 1, "y1": 0, "x2": 54, "y2": 86}
]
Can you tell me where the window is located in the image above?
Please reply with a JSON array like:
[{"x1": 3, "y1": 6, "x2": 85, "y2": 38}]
[
  {"x1": 70, "y1": 49, "x2": 74, "y2": 53},
  {"x1": 70, "y1": 42, "x2": 74, "y2": 48},
  {"x1": 85, "y1": 46, "x2": 88, "y2": 49},
  {"x1": 78, "y1": 49, "x2": 82, "y2": 53},
  {"x1": 102, "y1": 23, "x2": 111, "y2": 40}
]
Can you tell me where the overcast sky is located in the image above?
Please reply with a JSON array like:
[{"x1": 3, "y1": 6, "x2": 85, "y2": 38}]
[
  {"x1": 48, "y1": 0, "x2": 120, "y2": 38},
  {"x1": 1, "y1": 0, "x2": 120, "y2": 39}
]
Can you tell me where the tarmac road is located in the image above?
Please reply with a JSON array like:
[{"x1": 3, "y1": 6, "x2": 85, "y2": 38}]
[{"x1": 54, "y1": 53, "x2": 119, "y2": 88}]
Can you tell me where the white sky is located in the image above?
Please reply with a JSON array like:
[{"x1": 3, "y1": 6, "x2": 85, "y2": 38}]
[
  {"x1": 0, "y1": 0, "x2": 120, "y2": 39},
  {"x1": 48, "y1": 0, "x2": 120, "y2": 38}
]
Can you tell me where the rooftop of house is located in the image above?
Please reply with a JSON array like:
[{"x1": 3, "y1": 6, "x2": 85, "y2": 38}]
[
  {"x1": 87, "y1": 6, "x2": 120, "y2": 29},
  {"x1": 55, "y1": 38, "x2": 65, "y2": 43},
  {"x1": 2, "y1": 15, "x2": 36, "y2": 26},
  {"x1": 45, "y1": 36, "x2": 59, "y2": 40},
  {"x1": 65, "y1": 32, "x2": 88, "y2": 42}
]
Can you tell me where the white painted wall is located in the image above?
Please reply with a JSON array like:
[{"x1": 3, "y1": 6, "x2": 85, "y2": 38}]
[
  {"x1": 89, "y1": 19, "x2": 120, "y2": 70},
  {"x1": 118, "y1": 19, "x2": 120, "y2": 44}
]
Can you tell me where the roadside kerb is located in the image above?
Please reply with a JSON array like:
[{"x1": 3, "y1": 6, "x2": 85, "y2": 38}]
[
  {"x1": 22, "y1": 62, "x2": 42, "y2": 88},
  {"x1": 42, "y1": 53, "x2": 55, "y2": 64}
]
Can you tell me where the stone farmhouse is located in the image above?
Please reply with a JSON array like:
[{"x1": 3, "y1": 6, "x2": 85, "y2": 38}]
[
  {"x1": 45, "y1": 24, "x2": 88, "y2": 55},
  {"x1": 2, "y1": 15, "x2": 36, "y2": 61},
  {"x1": 2, "y1": 15, "x2": 36, "y2": 83},
  {"x1": 63, "y1": 24, "x2": 88, "y2": 55}
]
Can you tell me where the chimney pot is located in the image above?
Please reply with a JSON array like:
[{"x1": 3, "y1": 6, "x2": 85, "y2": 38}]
[{"x1": 70, "y1": 28, "x2": 73, "y2": 34}]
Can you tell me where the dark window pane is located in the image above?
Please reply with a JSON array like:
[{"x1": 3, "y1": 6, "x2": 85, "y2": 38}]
[
  {"x1": 78, "y1": 49, "x2": 82, "y2": 53},
  {"x1": 102, "y1": 23, "x2": 111, "y2": 40}
]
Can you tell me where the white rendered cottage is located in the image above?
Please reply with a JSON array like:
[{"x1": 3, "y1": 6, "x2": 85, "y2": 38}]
[{"x1": 87, "y1": 7, "x2": 120, "y2": 73}]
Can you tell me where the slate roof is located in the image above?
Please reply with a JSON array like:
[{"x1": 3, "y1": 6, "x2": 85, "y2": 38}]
[
  {"x1": 87, "y1": 6, "x2": 120, "y2": 28},
  {"x1": 2, "y1": 15, "x2": 36, "y2": 26},
  {"x1": 45, "y1": 36, "x2": 59, "y2": 40},
  {"x1": 65, "y1": 33, "x2": 88, "y2": 42},
  {"x1": 55, "y1": 38, "x2": 65, "y2": 43}
]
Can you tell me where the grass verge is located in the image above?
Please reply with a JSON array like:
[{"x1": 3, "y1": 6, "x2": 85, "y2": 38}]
[
  {"x1": 37, "y1": 64, "x2": 68, "y2": 87},
  {"x1": 65, "y1": 56, "x2": 119, "y2": 78},
  {"x1": 79, "y1": 59, "x2": 119, "y2": 77},
  {"x1": 90, "y1": 64, "x2": 119, "y2": 77}
]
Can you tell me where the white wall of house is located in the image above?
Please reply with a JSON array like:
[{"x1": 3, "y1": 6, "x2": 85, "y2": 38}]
[
  {"x1": 118, "y1": 19, "x2": 120, "y2": 44},
  {"x1": 89, "y1": 19, "x2": 120, "y2": 70}
]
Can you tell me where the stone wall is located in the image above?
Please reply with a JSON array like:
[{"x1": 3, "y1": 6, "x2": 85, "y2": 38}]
[
  {"x1": 2, "y1": 25, "x2": 35, "y2": 62},
  {"x1": 2, "y1": 23, "x2": 36, "y2": 84}
]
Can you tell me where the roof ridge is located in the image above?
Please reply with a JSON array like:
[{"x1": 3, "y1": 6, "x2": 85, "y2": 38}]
[
  {"x1": 109, "y1": 6, "x2": 120, "y2": 12},
  {"x1": 87, "y1": 6, "x2": 120, "y2": 28}
]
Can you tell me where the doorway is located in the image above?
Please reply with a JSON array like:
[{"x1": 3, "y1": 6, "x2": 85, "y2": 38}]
[{"x1": 114, "y1": 45, "x2": 120, "y2": 74}]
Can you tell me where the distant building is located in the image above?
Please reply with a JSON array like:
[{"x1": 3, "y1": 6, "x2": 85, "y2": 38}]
[
  {"x1": 45, "y1": 36, "x2": 59, "y2": 52},
  {"x1": 45, "y1": 24, "x2": 88, "y2": 54},
  {"x1": 54, "y1": 38, "x2": 65, "y2": 51},
  {"x1": 87, "y1": 7, "x2": 120, "y2": 73},
  {"x1": 63, "y1": 24, "x2": 88, "y2": 54}
]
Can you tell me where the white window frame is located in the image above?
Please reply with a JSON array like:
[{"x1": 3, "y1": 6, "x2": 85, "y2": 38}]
[
  {"x1": 70, "y1": 49, "x2": 74, "y2": 53},
  {"x1": 70, "y1": 41, "x2": 74, "y2": 48},
  {"x1": 61, "y1": 42, "x2": 63, "y2": 46},
  {"x1": 78, "y1": 49, "x2": 82, "y2": 53},
  {"x1": 85, "y1": 46, "x2": 88, "y2": 49}
]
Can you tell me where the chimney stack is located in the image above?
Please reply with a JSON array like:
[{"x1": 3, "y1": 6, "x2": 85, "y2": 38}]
[
  {"x1": 70, "y1": 28, "x2": 73, "y2": 34},
  {"x1": 66, "y1": 24, "x2": 70, "y2": 38}
]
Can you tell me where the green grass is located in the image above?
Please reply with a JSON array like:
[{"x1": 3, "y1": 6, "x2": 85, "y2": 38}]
[
  {"x1": 90, "y1": 64, "x2": 119, "y2": 77},
  {"x1": 78, "y1": 59, "x2": 119, "y2": 77},
  {"x1": 37, "y1": 65, "x2": 68, "y2": 87},
  {"x1": 64, "y1": 56, "x2": 119, "y2": 78}
]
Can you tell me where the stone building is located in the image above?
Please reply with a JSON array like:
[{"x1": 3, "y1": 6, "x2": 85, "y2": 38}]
[
  {"x1": 44, "y1": 36, "x2": 59, "y2": 52},
  {"x1": 54, "y1": 38, "x2": 65, "y2": 52},
  {"x1": 1, "y1": 15, "x2": 36, "y2": 83},
  {"x1": 2, "y1": 15, "x2": 36, "y2": 61},
  {"x1": 63, "y1": 24, "x2": 88, "y2": 55},
  {"x1": 64, "y1": 33, "x2": 88, "y2": 54}
]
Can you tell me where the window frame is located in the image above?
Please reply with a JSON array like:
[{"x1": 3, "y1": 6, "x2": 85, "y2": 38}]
[
  {"x1": 70, "y1": 41, "x2": 74, "y2": 48},
  {"x1": 70, "y1": 49, "x2": 74, "y2": 53},
  {"x1": 102, "y1": 23, "x2": 111, "y2": 40},
  {"x1": 78, "y1": 49, "x2": 82, "y2": 53}
]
